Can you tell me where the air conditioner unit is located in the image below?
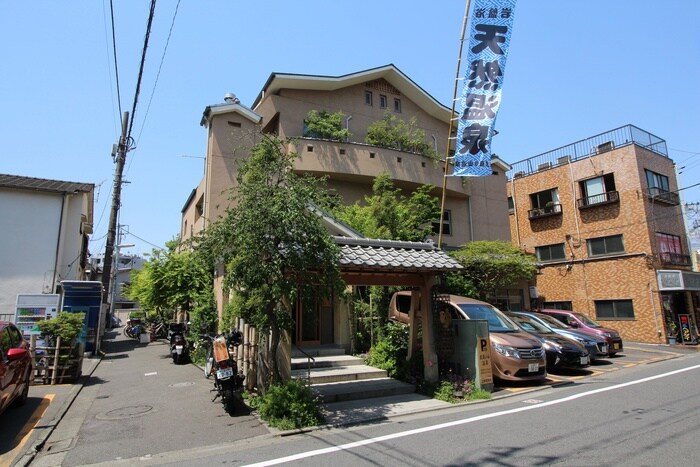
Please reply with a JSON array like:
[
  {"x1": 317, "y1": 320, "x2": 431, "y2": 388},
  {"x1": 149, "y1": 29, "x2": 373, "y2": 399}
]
[
  {"x1": 537, "y1": 162, "x2": 552, "y2": 171},
  {"x1": 557, "y1": 155, "x2": 571, "y2": 165},
  {"x1": 81, "y1": 222, "x2": 93, "y2": 234},
  {"x1": 513, "y1": 171, "x2": 525, "y2": 178},
  {"x1": 596, "y1": 141, "x2": 615, "y2": 154}
]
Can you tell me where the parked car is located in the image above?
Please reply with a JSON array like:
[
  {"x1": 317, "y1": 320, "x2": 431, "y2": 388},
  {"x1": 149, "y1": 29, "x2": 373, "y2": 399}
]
[
  {"x1": 1, "y1": 321, "x2": 33, "y2": 415},
  {"x1": 506, "y1": 312, "x2": 590, "y2": 370},
  {"x1": 389, "y1": 291, "x2": 547, "y2": 382},
  {"x1": 512, "y1": 311, "x2": 609, "y2": 361},
  {"x1": 535, "y1": 309, "x2": 623, "y2": 357}
]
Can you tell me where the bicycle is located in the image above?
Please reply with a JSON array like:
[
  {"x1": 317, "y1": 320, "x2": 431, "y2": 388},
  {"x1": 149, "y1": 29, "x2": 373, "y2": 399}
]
[{"x1": 123, "y1": 317, "x2": 145, "y2": 340}]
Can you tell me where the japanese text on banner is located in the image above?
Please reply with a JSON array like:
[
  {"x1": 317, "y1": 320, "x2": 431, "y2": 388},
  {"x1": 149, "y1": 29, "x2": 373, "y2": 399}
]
[{"x1": 453, "y1": 0, "x2": 517, "y2": 176}]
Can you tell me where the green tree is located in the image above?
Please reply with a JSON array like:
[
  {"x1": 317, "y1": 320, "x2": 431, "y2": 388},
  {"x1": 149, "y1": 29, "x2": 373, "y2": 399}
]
[
  {"x1": 445, "y1": 240, "x2": 538, "y2": 303},
  {"x1": 126, "y1": 240, "x2": 214, "y2": 326},
  {"x1": 333, "y1": 173, "x2": 440, "y2": 242},
  {"x1": 205, "y1": 135, "x2": 345, "y2": 389},
  {"x1": 303, "y1": 110, "x2": 351, "y2": 141},
  {"x1": 365, "y1": 111, "x2": 437, "y2": 159}
]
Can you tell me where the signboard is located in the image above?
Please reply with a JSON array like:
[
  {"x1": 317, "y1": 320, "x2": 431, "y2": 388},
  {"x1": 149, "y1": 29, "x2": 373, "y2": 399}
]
[
  {"x1": 478, "y1": 335, "x2": 494, "y2": 386},
  {"x1": 454, "y1": 0, "x2": 518, "y2": 176},
  {"x1": 678, "y1": 314, "x2": 695, "y2": 344},
  {"x1": 657, "y1": 270, "x2": 700, "y2": 291}
]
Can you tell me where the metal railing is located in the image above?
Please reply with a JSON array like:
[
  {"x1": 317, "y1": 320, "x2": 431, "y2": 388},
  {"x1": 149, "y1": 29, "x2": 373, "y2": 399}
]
[
  {"x1": 659, "y1": 252, "x2": 691, "y2": 266},
  {"x1": 528, "y1": 203, "x2": 563, "y2": 220},
  {"x1": 577, "y1": 190, "x2": 620, "y2": 209},
  {"x1": 648, "y1": 187, "x2": 680, "y2": 205},
  {"x1": 293, "y1": 345, "x2": 316, "y2": 384},
  {"x1": 507, "y1": 125, "x2": 668, "y2": 180}
]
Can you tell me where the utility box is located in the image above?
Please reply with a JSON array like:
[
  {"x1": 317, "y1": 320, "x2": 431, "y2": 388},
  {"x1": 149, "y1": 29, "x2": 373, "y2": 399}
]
[
  {"x1": 60, "y1": 281, "x2": 104, "y2": 353},
  {"x1": 450, "y1": 319, "x2": 494, "y2": 391}
]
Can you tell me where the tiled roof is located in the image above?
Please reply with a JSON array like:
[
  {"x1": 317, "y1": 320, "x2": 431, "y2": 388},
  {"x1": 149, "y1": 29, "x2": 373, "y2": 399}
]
[
  {"x1": 0, "y1": 174, "x2": 94, "y2": 194},
  {"x1": 335, "y1": 236, "x2": 463, "y2": 272}
]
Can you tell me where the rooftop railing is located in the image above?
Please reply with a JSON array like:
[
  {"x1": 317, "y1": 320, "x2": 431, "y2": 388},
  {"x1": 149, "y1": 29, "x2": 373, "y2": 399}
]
[{"x1": 507, "y1": 125, "x2": 668, "y2": 180}]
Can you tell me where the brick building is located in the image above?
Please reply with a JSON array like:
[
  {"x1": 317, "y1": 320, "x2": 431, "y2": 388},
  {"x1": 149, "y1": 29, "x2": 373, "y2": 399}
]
[{"x1": 506, "y1": 125, "x2": 700, "y2": 344}]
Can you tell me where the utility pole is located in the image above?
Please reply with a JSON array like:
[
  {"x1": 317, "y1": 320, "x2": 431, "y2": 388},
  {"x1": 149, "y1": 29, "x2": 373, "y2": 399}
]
[{"x1": 98, "y1": 111, "x2": 129, "y2": 355}]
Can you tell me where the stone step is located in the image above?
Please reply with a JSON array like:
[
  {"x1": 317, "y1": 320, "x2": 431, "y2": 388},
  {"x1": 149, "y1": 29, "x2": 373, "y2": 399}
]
[
  {"x1": 291, "y1": 345, "x2": 346, "y2": 358},
  {"x1": 312, "y1": 377, "x2": 416, "y2": 404},
  {"x1": 291, "y1": 354, "x2": 364, "y2": 370},
  {"x1": 292, "y1": 364, "x2": 387, "y2": 384}
]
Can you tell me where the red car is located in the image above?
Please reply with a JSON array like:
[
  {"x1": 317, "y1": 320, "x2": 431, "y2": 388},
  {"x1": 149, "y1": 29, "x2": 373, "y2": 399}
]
[{"x1": 0, "y1": 322, "x2": 33, "y2": 415}]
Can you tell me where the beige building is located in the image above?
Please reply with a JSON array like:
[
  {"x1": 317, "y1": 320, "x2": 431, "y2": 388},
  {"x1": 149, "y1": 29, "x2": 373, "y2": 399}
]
[
  {"x1": 181, "y1": 65, "x2": 512, "y2": 349},
  {"x1": 507, "y1": 125, "x2": 700, "y2": 344}
]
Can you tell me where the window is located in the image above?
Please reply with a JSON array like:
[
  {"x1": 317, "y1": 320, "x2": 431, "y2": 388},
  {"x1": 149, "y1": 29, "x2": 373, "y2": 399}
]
[
  {"x1": 542, "y1": 301, "x2": 572, "y2": 311},
  {"x1": 587, "y1": 234, "x2": 624, "y2": 256},
  {"x1": 645, "y1": 169, "x2": 670, "y2": 193},
  {"x1": 364, "y1": 91, "x2": 373, "y2": 106},
  {"x1": 379, "y1": 94, "x2": 387, "y2": 108},
  {"x1": 530, "y1": 188, "x2": 559, "y2": 209},
  {"x1": 394, "y1": 98, "x2": 402, "y2": 113},
  {"x1": 656, "y1": 232, "x2": 682, "y2": 255},
  {"x1": 536, "y1": 243, "x2": 566, "y2": 262},
  {"x1": 507, "y1": 196, "x2": 514, "y2": 212},
  {"x1": 595, "y1": 299, "x2": 634, "y2": 319},
  {"x1": 579, "y1": 173, "x2": 617, "y2": 207},
  {"x1": 432, "y1": 210, "x2": 452, "y2": 236}
]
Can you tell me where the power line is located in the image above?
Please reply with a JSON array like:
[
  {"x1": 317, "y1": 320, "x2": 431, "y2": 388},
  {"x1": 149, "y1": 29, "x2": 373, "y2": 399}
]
[
  {"x1": 108, "y1": 0, "x2": 123, "y2": 118},
  {"x1": 127, "y1": 0, "x2": 157, "y2": 142}
]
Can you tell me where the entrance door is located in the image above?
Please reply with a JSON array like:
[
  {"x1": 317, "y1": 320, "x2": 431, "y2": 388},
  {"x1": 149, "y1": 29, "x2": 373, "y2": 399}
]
[{"x1": 296, "y1": 299, "x2": 320, "y2": 346}]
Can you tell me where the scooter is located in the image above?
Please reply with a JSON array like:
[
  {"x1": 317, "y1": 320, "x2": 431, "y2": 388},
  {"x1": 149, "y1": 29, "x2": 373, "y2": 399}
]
[
  {"x1": 207, "y1": 329, "x2": 245, "y2": 415},
  {"x1": 168, "y1": 322, "x2": 189, "y2": 365}
]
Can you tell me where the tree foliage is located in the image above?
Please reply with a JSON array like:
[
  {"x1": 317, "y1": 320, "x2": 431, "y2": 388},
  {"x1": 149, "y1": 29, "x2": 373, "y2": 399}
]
[
  {"x1": 445, "y1": 240, "x2": 538, "y2": 303},
  {"x1": 126, "y1": 239, "x2": 214, "y2": 326},
  {"x1": 303, "y1": 110, "x2": 352, "y2": 141},
  {"x1": 202, "y1": 135, "x2": 345, "y2": 388},
  {"x1": 365, "y1": 111, "x2": 437, "y2": 159},
  {"x1": 333, "y1": 172, "x2": 440, "y2": 242}
]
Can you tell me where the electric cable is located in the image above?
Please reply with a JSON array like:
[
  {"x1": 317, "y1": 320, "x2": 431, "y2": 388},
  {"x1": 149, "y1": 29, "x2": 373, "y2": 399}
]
[
  {"x1": 127, "y1": 0, "x2": 157, "y2": 142},
  {"x1": 109, "y1": 0, "x2": 123, "y2": 118}
]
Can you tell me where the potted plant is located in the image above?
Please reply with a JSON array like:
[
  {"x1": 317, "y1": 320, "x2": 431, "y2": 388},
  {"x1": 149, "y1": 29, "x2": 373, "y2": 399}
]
[
  {"x1": 37, "y1": 312, "x2": 86, "y2": 382},
  {"x1": 667, "y1": 321, "x2": 679, "y2": 344}
]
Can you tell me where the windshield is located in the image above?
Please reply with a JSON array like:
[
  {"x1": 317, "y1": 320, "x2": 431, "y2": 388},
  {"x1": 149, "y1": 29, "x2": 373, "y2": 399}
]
[
  {"x1": 512, "y1": 315, "x2": 551, "y2": 333},
  {"x1": 575, "y1": 312, "x2": 602, "y2": 328},
  {"x1": 536, "y1": 313, "x2": 570, "y2": 329},
  {"x1": 458, "y1": 303, "x2": 520, "y2": 332}
]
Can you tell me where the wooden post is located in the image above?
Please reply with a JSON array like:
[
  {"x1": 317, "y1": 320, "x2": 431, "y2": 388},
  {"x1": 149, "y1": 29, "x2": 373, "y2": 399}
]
[{"x1": 51, "y1": 336, "x2": 62, "y2": 385}]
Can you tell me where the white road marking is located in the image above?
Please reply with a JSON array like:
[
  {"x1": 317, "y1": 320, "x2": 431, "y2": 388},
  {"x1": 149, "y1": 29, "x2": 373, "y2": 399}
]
[{"x1": 244, "y1": 363, "x2": 700, "y2": 467}]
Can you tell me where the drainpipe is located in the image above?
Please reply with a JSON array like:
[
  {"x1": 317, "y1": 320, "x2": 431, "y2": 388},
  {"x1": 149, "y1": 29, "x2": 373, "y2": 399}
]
[
  {"x1": 511, "y1": 176, "x2": 521, "y2": 247},
  {"x1": 51, "y1": 193, "x2": 69, "y2": 293}
]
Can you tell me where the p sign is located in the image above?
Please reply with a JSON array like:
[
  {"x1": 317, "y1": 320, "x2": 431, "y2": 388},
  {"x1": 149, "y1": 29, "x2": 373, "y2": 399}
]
[{"x1": 478, "y1": 336, "x2": 493, "y2": 386}]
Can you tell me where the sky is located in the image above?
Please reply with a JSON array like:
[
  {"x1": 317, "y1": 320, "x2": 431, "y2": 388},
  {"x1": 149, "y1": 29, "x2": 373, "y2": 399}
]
[{"x1": 1, "y1": 1, "x2": 699, "y2": 258}]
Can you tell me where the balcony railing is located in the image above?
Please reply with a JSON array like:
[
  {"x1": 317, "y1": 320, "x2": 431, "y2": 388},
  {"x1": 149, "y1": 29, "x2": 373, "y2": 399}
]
[
  {"x1": 529, "y1": 203, "x2": 563, "y2": 220},
  {"x1": 647, "y1": 187, "x2": 680, "y2": 205},
  {"x1": 659, "y1": 252, "x2": 691, "y2": 266},
  {"x1": 507, "y1": 125, "x2": 668, "y2": 180},
  {"x1": 577, "y1": 190, "x2": 620, "y2": 209}
]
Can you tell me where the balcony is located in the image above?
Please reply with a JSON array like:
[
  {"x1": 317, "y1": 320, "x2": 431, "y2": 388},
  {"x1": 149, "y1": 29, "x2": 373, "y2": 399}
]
[
  {"x1": 577, "y1": 190, "x2": 620, "y2": 209},
  {"x1": 528, "y1": 203, "x2": 563, "y2": 220},
  {"x1": 647, "y1": 187, "x2": 680, "y2": 205},
  {"x1": 659, "y1": 252, "x2": 691, "y2": 266}
]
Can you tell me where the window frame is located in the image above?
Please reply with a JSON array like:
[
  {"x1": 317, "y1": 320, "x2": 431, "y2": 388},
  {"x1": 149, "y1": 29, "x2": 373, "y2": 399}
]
[
  {"x1": 432, "y1": 210, "x2": 452, "y2": 236},
  {"x1": 595, "y1": 299, "x2": 635, "y2": 320},
  {"x1": 379, "y1": 94, "x2": 387, "y2": 109},
  {"x1": 394, "y1": 98, "x2": 402, "y2": 113},
  {"x1": 530, "y1": 188, "x2": 559, "y2": 209},
  {"x1": 535, "y1": 243, "x2": 567, "y2": 262},
  {"x1": 587, "y1": 234, "x2": 625, "y2": 257},
  {"x1": 364, "y1": 91, "x2": 373, "y2": 106}
]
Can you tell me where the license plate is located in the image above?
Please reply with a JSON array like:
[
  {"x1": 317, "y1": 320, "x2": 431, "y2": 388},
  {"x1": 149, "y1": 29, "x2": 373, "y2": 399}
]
[
  {"x1": 175, "y1": 345, "x2": 183, "y2": 354},
  {"x1": 581, "y1": 356, "x2": 589, "y2": 365},
  {"x1": 217, "y1": 367, "x2": 233, "y2": 380},
  {"x1": 613, "y1": 343, "x2": 620, "y2": 350},
  {"x1": 600, "y1": 344, "x2": 608, "y2": 354},
  {"x1": 528, "y1": 363, "x2": 539, "y2": 372}
]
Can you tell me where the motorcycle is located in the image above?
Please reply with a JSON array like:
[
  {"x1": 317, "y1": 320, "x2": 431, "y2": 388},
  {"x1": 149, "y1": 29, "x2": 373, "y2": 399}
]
[
  {"x1": 168, "y1": 322, "x2": 190, "y2": 365},
  {"x1": 205, "y1": 329, "x2": 245, "y2": 415}
]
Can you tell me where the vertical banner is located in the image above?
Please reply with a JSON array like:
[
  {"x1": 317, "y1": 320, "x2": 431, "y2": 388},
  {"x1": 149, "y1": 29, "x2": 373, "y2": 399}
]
[{"x1": 454, "y1": 0, "x2": 517, "y2": 176}]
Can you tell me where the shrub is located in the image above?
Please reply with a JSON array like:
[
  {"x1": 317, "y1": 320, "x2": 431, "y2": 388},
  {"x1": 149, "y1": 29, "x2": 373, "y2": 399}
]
[
  {"x1": 365, "y1": 321, "x2": 409, "y2": 378},
  {"x1": 252, "y1": 379, "x2": 324, "y2": 430},
  {"x1": 365, "y1": 111, "x2": 437, "y2": 159},
  {"x1": 37, "y1": 312, "x2": 86, "y2": 346},
  {"x1": 303, "y1": 110, "x2": 352, "y2": 141}
]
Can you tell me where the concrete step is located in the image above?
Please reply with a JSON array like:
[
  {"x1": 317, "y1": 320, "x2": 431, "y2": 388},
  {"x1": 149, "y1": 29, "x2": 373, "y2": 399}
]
[
  {"x1": 312, "y1": 377, "x2": 416, "y2": 404},
  {"x1": 291, "y1": 354, "x2": 364, "y2": 370},
  {"x1": 291, "y1": 345, "x2": 346, "y2": 358},
  {"x1": 292, "y1": 364, "x2": 387, "y2": 384}
]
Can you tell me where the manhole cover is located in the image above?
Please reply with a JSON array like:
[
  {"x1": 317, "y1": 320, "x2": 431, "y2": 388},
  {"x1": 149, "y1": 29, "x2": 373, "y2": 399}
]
[
  {"x1": 97, "y1": 405, "x2": 155, "y2": 420},
  {"x1": 169, "y1": 382, "x2": 196, "y2": 388}
]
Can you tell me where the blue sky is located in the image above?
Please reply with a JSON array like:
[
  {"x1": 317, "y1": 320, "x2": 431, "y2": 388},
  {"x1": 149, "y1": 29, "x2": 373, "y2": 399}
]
[{"x1": 1, "y1": 1, "x2": 698, "y2": 256}]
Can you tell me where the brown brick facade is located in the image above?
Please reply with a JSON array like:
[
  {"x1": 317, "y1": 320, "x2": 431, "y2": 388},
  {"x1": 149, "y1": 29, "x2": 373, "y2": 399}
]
[{"x1": 508, "y1": 142, "x2": 694, "y2": 343}]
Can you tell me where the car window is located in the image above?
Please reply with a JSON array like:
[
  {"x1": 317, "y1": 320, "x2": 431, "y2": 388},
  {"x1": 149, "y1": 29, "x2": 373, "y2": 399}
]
[
  {"x1": 0, "y1": 328, "x2": 11, "y2": 354},
  {"x1": 574, "y1": 312, "x2": 602, "y2": 328},
  {"x1": 458, "y1": 303, "x2": 520, "y2": 332},
  {"x1": 536, "y1": 314, "x2": 570, "y2": 329},
  {"x1": 8, "y1": 326, "x2": 23, "y2": 348},
  {"x1": 513, "y1": 315, "x2": 550, "y2": 333}
]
